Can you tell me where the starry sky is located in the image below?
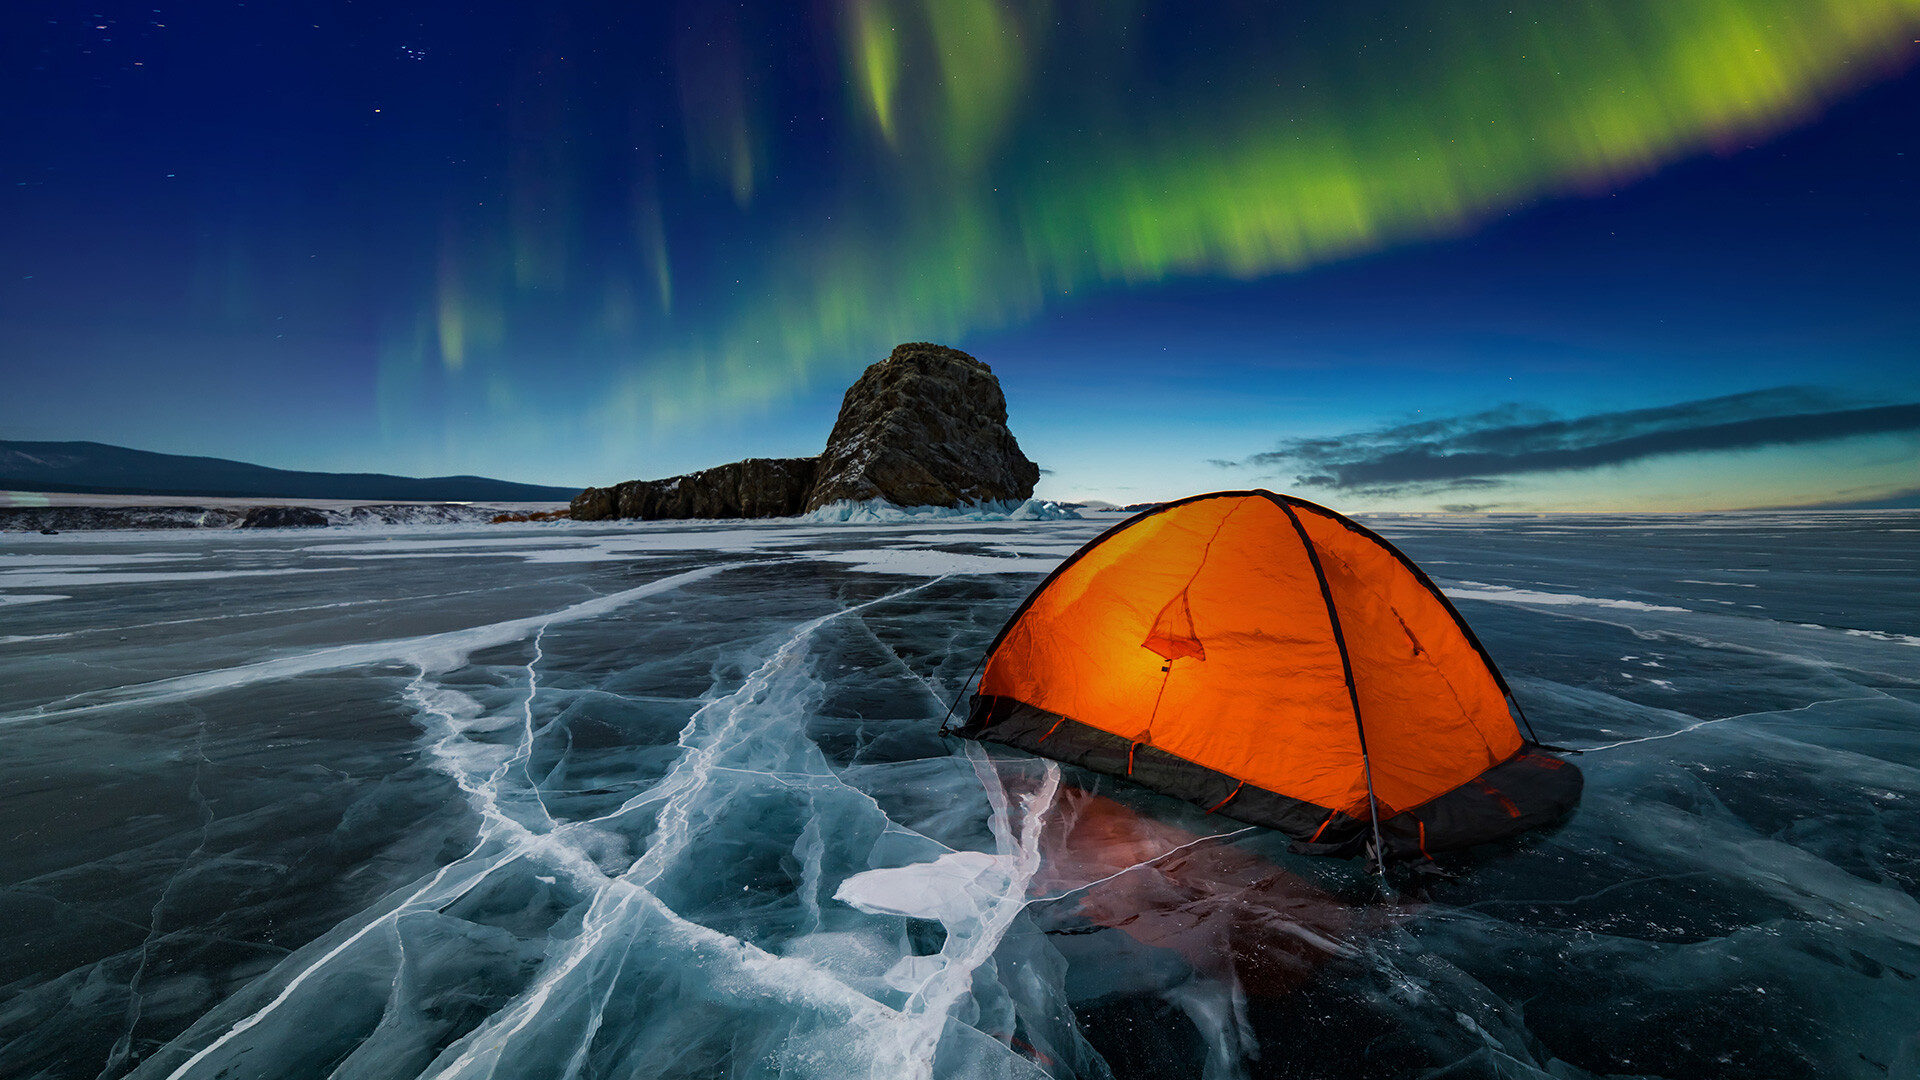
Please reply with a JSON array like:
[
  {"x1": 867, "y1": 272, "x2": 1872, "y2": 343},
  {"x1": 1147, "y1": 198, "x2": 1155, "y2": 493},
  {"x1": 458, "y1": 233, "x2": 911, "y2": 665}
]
[{"x1": 3, "y1": 0, "x2": 1917, "y2": 510}]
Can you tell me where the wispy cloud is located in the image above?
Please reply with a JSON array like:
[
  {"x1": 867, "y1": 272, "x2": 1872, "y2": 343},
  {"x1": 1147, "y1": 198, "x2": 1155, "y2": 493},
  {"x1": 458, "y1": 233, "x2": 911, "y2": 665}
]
[
  {"x1": 1230, "y1": 388, "x2": 1920, "y2": 493},
  {"x1": 1787, "y1": 485, "x2": 1920, "y2": 511}
]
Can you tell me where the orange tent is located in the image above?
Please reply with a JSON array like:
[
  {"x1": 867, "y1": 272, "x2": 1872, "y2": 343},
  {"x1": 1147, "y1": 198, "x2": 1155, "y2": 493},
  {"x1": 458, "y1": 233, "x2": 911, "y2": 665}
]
[{"x1": 952, "y1": 491, "x2": 1581, "y2": 863}]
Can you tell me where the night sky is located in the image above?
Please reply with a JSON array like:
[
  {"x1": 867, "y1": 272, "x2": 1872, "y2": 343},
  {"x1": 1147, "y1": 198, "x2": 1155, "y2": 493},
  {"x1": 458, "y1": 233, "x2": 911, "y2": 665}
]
[{"x1": 4, "y1": 1, "x2": 1917, "y2": 510}]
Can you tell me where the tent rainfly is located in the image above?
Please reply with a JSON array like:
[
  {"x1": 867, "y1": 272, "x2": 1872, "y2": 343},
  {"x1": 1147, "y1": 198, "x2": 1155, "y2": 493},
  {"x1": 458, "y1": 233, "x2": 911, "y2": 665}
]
[{"x1": 952, "y1": 491, "x2": 1583, "y2": 864}]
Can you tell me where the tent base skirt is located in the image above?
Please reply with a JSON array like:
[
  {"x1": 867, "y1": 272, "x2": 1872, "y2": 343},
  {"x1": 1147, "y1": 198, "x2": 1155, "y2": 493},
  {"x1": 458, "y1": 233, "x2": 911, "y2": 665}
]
[
  {"x1": 1375, "y1": 748, "x2": 1584, "y2": 862},
  {"x1": 959, "y1": 694, "x2": 1583, "y2": 863}
]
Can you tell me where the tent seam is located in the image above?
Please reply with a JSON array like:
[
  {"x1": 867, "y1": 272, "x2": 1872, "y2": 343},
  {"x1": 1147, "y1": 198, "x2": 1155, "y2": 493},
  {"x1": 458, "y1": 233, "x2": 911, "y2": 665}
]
[
  {"x1": 1273, "y1": 496, "x2": 1390, "y2": 874},
  {"x1": 1314, "y1": 544, "x2": 1504, "y2": 765}
]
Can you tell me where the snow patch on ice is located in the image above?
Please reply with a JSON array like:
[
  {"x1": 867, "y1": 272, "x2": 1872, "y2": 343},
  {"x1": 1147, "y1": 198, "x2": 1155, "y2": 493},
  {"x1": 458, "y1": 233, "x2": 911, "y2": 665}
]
[
  {"x1": 318, "y1": 548, "x2": 651, "y2": 565},
  {"x1": 0, "y1": 552, "x2": 199, "y2": 567},
  {"x1": 300, "y1": 536, "x2": 610, "y2": 553},
  {"x1": 0, "y1": 594, "x2": 68, "y2": 607},
  {"x1": 1440, "y1": 580, "x2": 1688, "y2": 612},
  {"x1": 810, "y1": 549, "x2": 1063, "y2": 576},
  {"x1": 310, "y1": 529, "x2": 817, "y2": 554},
  {"x1": 900, "y1": 532, "x2": 1048, "y2": 544},
  {"x1": 835, "y1": 850, "x2": 1017, "y2": 920},
  {"x1": 1842, "y1": 628, "x2": 1920, "y2": 648},
  {"x1": 0, "y1": 567, "x2": 356, "y2": 589},
  {"x1": 897, "y1": 533, "x2": 1097, "y2": 555},
  {"x1": 1777, "y1": 622, "x2": 1920, "y2": 648}
]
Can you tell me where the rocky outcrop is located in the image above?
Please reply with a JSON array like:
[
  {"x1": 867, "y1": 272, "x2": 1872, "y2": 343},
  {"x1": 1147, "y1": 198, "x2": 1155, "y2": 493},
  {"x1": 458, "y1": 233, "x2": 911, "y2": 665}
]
[
  {"x1": 491, "y1": 510, "x2": 570, "y2": 523},
  {"x1": 0, "y1": 506, "x2": 243, "y2": 531},
  {"x1": 570, "y1": 458, "x2": 818, "y2": 522},
  {"x1": 0, "y1": 503, "x2": 526, "y2": 531},
  {"x1": 339, "y1": 504, "x2": 517, "y2": 526},
  {"x1": 240, "y1": 506, "x2": 330, "y2": 528},
  {"x1": 574, "y1": 342, "x2": 1039, "y2": 521},
  {"x1": 805, "y1": 343, "x2": 1038, "y2": 511}
]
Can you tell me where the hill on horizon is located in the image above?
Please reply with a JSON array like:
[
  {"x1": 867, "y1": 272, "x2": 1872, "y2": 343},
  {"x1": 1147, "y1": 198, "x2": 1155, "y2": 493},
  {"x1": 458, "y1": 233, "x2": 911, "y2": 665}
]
[{"x1": 0, "y1": 440, "x2": 580, "y2": 503}]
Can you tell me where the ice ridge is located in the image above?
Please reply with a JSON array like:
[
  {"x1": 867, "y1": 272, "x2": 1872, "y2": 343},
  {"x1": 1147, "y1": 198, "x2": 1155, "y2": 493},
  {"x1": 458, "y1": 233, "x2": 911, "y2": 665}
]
[{"x1": 140, "y1": 579, "x2": 1068, "y2": 1080}]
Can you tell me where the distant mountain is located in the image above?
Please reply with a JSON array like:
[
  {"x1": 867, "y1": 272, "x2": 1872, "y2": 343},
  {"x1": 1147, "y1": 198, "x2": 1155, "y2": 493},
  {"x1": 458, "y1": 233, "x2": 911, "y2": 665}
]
[{"x1": 0, "y1": 440, "x2": 579, "y2": 502}]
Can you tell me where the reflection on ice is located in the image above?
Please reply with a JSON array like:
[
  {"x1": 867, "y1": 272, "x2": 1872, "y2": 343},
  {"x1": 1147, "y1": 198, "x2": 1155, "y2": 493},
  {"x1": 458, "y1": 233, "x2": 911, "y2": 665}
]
[{"x1": 0, "y1": 512, "x2": 1916, "y2": 1079}]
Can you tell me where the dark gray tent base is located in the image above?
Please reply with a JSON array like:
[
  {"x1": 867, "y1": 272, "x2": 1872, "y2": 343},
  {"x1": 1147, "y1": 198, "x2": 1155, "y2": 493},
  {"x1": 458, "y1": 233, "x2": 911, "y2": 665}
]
[{"x1": 960, "y1": 694, "x2": 1584, "y2": 864}]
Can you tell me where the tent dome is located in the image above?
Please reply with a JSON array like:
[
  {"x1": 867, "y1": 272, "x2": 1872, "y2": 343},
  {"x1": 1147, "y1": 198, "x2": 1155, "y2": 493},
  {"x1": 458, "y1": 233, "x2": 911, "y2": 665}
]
[{"x1": 954, "y1": 491, "x2": 1581, "y2": 862}]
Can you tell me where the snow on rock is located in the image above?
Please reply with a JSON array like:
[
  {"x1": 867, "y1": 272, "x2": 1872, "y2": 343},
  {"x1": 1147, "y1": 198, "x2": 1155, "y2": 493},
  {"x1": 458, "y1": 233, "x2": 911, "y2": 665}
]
[{"x1": 801, "y1": 498, "x2": 1079, "y2": 524}]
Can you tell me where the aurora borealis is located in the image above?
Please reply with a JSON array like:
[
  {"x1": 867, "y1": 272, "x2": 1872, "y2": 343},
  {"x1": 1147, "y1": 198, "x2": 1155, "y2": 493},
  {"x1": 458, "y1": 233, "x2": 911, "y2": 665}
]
[{"x1": 3, "y1": 1, "x2": 1918, "y2": 509}]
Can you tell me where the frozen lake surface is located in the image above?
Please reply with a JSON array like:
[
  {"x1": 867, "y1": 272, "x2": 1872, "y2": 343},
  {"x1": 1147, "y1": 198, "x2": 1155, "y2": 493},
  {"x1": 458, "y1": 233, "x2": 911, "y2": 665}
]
[{"x1": 2, "y1": 511, "x2": 1917, "y2": 1080}]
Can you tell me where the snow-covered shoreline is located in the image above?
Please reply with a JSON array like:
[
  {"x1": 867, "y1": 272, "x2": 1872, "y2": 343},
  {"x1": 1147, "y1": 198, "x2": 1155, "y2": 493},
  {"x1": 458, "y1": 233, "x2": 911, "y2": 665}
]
[
  {"x1": 0, "y1": 492, "x2": 1082, "y2": 532},
  {"x1": 0, "y1": 499, "x2": 566, "y2": 532}
]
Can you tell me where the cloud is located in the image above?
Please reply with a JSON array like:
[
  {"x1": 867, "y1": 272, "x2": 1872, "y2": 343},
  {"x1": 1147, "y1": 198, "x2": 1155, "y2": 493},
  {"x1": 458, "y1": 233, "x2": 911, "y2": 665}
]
[
  {"x1": 1235, "y1": 388, "x2": 1920, "y2": 492},
  {"x1": 1783, "y1": 486, "x2": 1920, "y2": 511}
]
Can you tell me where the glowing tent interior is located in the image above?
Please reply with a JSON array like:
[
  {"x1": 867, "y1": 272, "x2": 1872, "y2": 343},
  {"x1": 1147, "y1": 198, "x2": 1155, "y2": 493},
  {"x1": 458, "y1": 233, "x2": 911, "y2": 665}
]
[{"x1": 952, "y1": 491, "x2": 1583, "y2": 864}]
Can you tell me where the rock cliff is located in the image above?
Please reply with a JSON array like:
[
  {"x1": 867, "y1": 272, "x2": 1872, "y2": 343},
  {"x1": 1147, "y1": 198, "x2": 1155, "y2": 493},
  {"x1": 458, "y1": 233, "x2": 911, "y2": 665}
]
[
  {"x1": 805, "y1": 342, "x2": 1038, "y2": 512},
  {"x1": 240, "y1": 506, "x2": 331, "y2": 528},
  {"x1": 570, "y1": 457, "x2": 818, "y2": 522},
  {"x1": 571, "y1": 343, "x2": 1039, "y2": 521}
]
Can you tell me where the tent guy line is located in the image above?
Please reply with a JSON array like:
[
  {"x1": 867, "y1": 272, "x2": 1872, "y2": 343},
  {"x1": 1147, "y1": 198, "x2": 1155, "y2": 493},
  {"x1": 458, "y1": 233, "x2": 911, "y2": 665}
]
[
  {"x1": 1024, "y1": 826, "x2": 1262, "y2": 905},
  {"x1": 1571, "y1": 694, "x2": 1885, "y2": 753}
]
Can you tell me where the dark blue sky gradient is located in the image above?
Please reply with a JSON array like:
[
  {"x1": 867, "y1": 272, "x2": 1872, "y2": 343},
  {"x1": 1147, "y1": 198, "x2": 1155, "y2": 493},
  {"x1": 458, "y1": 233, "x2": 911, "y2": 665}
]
[
  {"x1": 2, "y1": 2, "x2": 1916, "y2": 508},
  {"x1": 986, "y1": 66, "x2": 1919, "y2": 505}
]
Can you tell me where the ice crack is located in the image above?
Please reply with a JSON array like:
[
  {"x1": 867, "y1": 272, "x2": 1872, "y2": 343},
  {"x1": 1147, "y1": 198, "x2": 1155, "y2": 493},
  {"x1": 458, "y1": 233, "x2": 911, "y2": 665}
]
[
  {"x1": 98, "y1": 725, "x2": 216, "y2": 1080},
  {"x1": 1574, "y1": 694, "x2": 1885, "y2": 752}
]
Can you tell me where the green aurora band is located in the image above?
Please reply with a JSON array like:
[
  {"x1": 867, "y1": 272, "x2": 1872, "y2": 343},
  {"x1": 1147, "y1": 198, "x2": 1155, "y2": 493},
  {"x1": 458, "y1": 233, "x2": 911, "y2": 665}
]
[{"x1": 425, "y1": 0, "x2": 1920, "y2": 431}]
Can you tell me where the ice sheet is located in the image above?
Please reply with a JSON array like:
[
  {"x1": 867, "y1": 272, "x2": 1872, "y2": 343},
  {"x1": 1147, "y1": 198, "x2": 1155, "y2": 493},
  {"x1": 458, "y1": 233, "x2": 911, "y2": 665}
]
[
  {"x1": 0, "y1": 553, "x2": 201, "y2": 566},
  {"x1": 0, "y1": 512, "x2": 1915, "y2": 1080},
  {"x1": 0, "y1": 567, "x2": 356, "y2": 589},
  {"x1": 811, "y1": 549, "x2": 1066, "y2": 576}
]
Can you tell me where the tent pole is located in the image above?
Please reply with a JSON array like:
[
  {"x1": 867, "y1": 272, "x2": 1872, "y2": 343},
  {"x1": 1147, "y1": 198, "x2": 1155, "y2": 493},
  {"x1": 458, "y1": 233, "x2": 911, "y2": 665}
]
[
  {"x1": 1278, "y1": 500, "x2": 1391, "y2": 882},
  {"x1": 938, "y1": 652, "x2": 991, "y2": 736},
  {"x1": 1510, "y1": 694, "x2": 1542, "y2": 744}
]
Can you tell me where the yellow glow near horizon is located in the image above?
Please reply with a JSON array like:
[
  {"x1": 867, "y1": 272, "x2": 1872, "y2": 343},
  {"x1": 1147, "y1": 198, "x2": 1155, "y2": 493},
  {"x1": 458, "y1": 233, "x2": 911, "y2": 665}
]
[{"x1": 1325, "y1": 432, "x2": 1920, "y2": 513}]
